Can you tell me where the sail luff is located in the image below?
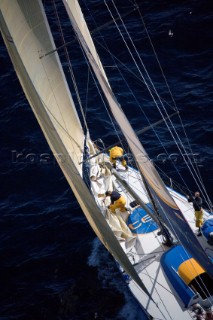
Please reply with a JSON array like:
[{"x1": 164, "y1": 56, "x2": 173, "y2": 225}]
[
  {"x1": 0, "y1": 0, "x2": 153, "y2": 299},
  {"x1": 64, "y1": 0, "x2": 213, "y2": 277}
]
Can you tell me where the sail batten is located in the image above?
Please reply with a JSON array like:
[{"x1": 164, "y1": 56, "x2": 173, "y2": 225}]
[{"x1": 64, "y1": 0, "x2": 213, "y2": 277}]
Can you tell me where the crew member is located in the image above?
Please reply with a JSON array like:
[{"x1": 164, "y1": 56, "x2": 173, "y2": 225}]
[
  {"x1": 109, "y1": 146, "x2": 128, "y2": 170},
  {"x1": 105, "y1": 190, "x2": 126, "y2": 213},
  {"x1": 187, "y1": 191, "x2": 203, "y2": 236}
]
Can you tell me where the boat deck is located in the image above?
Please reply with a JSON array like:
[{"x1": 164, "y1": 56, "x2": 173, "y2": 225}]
[{"x1": 89, "y1": 155, "x2": 213, "y2": 319}]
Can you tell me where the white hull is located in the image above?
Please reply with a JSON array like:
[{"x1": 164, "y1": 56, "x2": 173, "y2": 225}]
[{"x1": 89, "y1": 153, "x2": 213, "y2": 320}]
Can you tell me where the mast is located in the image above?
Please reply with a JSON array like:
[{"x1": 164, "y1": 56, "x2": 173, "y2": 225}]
[{"x1": 63, "y1": 0, "x2": 213, "y2": 277}]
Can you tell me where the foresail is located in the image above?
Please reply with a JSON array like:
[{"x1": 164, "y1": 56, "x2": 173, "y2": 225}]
[
  {"x1": 0, "y1": 0, "x2": 152, "y2": 299},
  {"x1": 64, "y1": 0, "x2": 213, "y2": 277}
]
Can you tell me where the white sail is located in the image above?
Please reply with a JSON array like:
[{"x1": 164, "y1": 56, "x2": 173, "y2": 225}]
[
  {"x1": 0, "y1": 0, "x2": 152, "y2": 299},
  {"x1": 0, "y1": 0, "x2": 84, "y2": 173}
]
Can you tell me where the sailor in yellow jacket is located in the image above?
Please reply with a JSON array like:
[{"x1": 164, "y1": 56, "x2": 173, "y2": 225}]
[
  {"x1": 109, "y1": 146, "x2": 128, "y2": 170},
  {"x1": 106, "y1": 190, "x2": 126, "y2": 213}
]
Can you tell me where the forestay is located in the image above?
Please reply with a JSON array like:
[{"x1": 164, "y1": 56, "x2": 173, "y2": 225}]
[
  {"x1": 64, "y1": 0, "x2": 213, "y2": 277},
  {"x1": 0, "y1": 0, "x2": 152, "y2": 299}
]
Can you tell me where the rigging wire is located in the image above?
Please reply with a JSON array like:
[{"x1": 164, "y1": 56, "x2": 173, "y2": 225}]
[
  {"x1": 91, "y1": 38, "x2": 194, "y2": 113},
  {"x1": 115, "y1": 0, "x2": 212, "y2": 210},
  {"x1": 131, "y1": 0, "x2": 208, "y2": 193},
  {"x1": 104, "y1": 0, "x2": 197, "y2": 199},
  {"x1": 100, "y1": 3, "x2": 213, "y2": 302},
  {"x1": 92, "y1": 37, "x2": 204, "y2": 199},
  {"x1": 131, "y1": 0, "x2": 208, "y2": 194},
  {"x1": 72, "y1": 5, "x2": 127, "y2": 154},
  {"x1": 52, "y1": 0, "x2": 89, "y2": 133},
  {"x1": 114, "y1": 66, "x2": 192, "y2": 193},
  {"x1": 108, "y1": 0, "x2": 211, "y2": 210},
  {"x1": 40, "y1": 5, "x2": 138, "y2": 59},
  {"x1": 144, "y1": 268, "x2": 174, "y2": 320},
  {"x1": 81, "y1": 1, "x2": 145, "y2": 178},
  {"x1": 81, "y1": 1, "x2": 191, "y2": 196},
  {"x1": 84, "y1": 67, "x2": 90, "y2": 122},
  {"x1": 84, "y1": 60, "x2": 125, "y2": 148},
  {"x1": 106, "y1": 2, "x2": 196, "y2": 206},
  {"x1": 105, "y1": 0, "x2": 212, "y2": 210},
  {"x1": 132, "y1": 1, "x2": 212, "y2": 210},
  {"x1": 81, "y1": 1, "x2": 139, "y2": 156}
]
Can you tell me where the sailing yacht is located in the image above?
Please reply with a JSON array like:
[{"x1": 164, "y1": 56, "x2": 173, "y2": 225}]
[{"x1": 0, "y1": 1, "x2": 212, "y2": 319}]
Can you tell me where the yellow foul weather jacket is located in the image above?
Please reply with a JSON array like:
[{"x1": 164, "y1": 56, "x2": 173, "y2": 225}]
[{"x1": 109, "y1": 146, "x2": 124, "y2": 162}]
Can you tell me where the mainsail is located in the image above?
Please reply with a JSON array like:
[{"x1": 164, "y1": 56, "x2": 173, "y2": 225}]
[
  {"x1": 64, "y1": 0, "x2": 213, "y2": 277},
  {"x1": 0, "y1": 0, "x2": 152, "y2": 298}
]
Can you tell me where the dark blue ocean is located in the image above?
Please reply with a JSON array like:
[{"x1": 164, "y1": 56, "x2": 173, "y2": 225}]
[{"x1": 0, "y1": 1, "x2": 212, "y2": 319}]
